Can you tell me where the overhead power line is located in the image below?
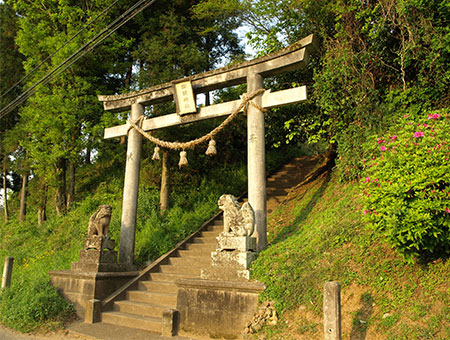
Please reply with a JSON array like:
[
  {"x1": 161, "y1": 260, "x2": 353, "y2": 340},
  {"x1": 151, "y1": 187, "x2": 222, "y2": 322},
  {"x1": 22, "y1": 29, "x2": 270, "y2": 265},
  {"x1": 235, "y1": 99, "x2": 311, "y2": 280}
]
[
  {"x1": 0, "y1": 0, "x2": 120, "y2": 100},
  {"x1": 0, "y1": 0, "x2": 157, "y2": 120}
]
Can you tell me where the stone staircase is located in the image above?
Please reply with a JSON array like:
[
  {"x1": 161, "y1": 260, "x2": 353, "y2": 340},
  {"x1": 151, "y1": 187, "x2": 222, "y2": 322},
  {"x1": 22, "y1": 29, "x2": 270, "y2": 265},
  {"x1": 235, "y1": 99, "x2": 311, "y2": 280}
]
[{"x1": 98, "y1": 155, "x2": 322, "y2": 334}]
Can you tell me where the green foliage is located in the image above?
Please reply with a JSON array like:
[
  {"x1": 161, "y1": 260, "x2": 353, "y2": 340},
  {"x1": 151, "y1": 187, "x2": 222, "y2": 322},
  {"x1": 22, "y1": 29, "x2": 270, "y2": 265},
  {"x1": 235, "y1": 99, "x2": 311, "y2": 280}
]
[
  {"x1": 0, "y1": 277, "x2": 74, "y2": 332},
  {"x1": 250, "y1": 171, "x2": 450, "y2": 339},
  {"x1": 134, "y1": 163, "x2": 247, "y2": 264},
  {"x1": 251, "y1": 174, "x2": 359, "y2": 311},
  {"x1": 361, "y1": 108, "x2": 450, "y2": 262}
]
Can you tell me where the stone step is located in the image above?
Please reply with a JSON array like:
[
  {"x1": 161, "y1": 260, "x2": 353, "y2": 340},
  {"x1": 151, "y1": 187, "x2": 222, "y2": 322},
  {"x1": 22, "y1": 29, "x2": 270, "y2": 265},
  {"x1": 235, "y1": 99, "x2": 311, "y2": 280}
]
[
  {"x1": 267, "y1": 198, "x2": 284, "y2": 205},
  {"x1": 190, "y1": 237, "x2": 215, "y2": 245},
  {"x1": 101, "y1": 311, "x2": 161, "y2": 333},
  {"x1": 184, "y1": 242, "x2": 216, "y2": 251},
  {"x1": 200, "y1": 230, "x2": 220, "y2": 238},
  {"x1": 271, "y1": 169, "x2": 299, "y2": 176},
  {"x1": 266, "y1": 179, "x2": 295, "y2": 187},
  {"x1": 168, "y1": 256, "x2": 211, "y2": 267},
  {"x1": 205, "y1": 224, "x2": 223, "y2": 232},
  {"x1": 138, "y1": 280, "x2": 178, "y2": 294},
  {"x1": 149, "y1": 272, "x2": 195, "y2": 283},
  {"x1": 114, "y1": 300, "x2": 166, "y2": 319},
  {"x1": 96, "y1": 156, "x2": 318, "y2": 333},
  {"x1": 159, "y1": 264, "x2": 202, "y2": 275},
  {"x1": 267, "y1": 193, "x2": 287, "y2": 202},
  {"x1": 177, "y1": 249, "x2": 212, "y2": 258},
  {"x1": 127, "y1": 290, "x2": 177, "y2": 307},
  {"x1": 266, "y1": 188, "x2": 290, "y2": 196}
]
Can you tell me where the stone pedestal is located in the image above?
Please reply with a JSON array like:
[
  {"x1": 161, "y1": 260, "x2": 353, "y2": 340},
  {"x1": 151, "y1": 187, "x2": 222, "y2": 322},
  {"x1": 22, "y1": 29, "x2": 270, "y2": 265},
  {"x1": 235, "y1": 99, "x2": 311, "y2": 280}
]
[
  {"x1": 176, "y1": 279, "x2": 265, "y2": 339},
  {"x1": 201, "y1": 234, "x2": 257, "y2": 281},
  {"x1": 49, "y1": 235, "x2": 138, "y2": 320},
  {"x1": 71, "y1": 236, "x2": 128, "y2": 273},
  {"x1": 176, "y1": 233, "x2": 263, "y2": 338},
  {"x1": 49, "y1": 270, "x2": 138, "y2": 320}
]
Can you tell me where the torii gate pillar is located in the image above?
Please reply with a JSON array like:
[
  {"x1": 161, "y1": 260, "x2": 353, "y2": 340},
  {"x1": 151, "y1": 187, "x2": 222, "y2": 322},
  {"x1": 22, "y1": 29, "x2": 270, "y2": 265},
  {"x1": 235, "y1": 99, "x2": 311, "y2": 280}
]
[
  {"x1": 119, "y1": 102, "x2": 144, "y2": 266},
  {"x1": 247, "y1": 72, "x2": 267, "y2": 250},
  {"x1": 99, "y1": 34, "x2": 317, "y2": 265}
]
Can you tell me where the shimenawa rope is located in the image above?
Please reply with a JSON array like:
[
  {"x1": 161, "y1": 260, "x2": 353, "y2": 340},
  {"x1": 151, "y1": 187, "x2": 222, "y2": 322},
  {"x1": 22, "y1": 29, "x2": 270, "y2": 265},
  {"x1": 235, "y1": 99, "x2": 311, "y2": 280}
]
[{"x1": 126, "y1": 88, "x2": 266, "y2": 167}]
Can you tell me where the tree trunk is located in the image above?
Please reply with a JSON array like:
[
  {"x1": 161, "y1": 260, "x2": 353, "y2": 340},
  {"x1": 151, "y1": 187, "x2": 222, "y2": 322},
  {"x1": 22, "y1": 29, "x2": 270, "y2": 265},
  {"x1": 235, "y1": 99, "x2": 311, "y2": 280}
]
[
  {"x1": 55, "y1": 158, "x2": 67, "y2": 215},
  {"x1": 67, "y1": 160, "x2": 75, "y2": 210},
  {"x1": 18, "y1": 171, "x2": 28, "y2": 223},
  {"x1": 2, "y1": 159, "x2": 8, "y2": 223},
  {"x1": 85, "y1": 134, "x2": 92, "y2": 164},
  {"x1": 124, "y1": 62, "x2": 133, "y2": 89},
  {"x1": 160, "y1": 150, "x2": 170, "y2": 211},
  {"x1": 38, "y1": 183, "x2": 47, "y2": 226}
]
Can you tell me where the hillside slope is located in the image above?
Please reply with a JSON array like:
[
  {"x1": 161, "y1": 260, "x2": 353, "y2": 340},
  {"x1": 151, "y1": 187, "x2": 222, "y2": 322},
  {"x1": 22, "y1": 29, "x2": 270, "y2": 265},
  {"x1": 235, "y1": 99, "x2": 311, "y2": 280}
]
[{"x1": 251, "y1": 169, "x2": 450, "y2": 340}]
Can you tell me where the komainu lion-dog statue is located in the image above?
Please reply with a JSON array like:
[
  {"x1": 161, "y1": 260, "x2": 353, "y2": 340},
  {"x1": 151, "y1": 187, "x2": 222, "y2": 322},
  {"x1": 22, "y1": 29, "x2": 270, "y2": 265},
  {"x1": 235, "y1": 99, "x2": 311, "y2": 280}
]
[
  {"x1": 87, "y1": 205, "x2": 112, "y2": 238},
  {"x1": 218, "y1": 194, "x2": 255, "y2": 237}
]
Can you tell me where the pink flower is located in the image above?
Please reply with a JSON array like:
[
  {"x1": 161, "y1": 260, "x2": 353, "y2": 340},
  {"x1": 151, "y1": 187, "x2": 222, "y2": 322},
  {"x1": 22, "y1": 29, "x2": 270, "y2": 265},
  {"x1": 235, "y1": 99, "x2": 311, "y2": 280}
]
[
  {"x1": 377, "y1": 138, "x2": 385, "y2": 144},
  {"x1": 413, "y1": 131, "x2": 424, "y2": 138},
  {"x1": 423, "y1": 124, "x2": 428, "y2": 127},
  {"x1": 446, "y1": 207, "x2": 450, "y2": 213},
  {"x1": 380, "y1": 145, "x2": 387, "y2": 151},
  {"x1": 365, "y1": 176, "x2": 370, "y2": 182},
  {"x1": 364, "y1": 210, "x2": 369, "y2": 215},
  {"x1": 403, "y1": 114, "x2": 408, "y2": 118},
  {"x1": 391, "y1": 135, "x2": 397, "y2": 141},
  {"x1": 428, "y1": 113, "x2": 441, "y2": 120}
]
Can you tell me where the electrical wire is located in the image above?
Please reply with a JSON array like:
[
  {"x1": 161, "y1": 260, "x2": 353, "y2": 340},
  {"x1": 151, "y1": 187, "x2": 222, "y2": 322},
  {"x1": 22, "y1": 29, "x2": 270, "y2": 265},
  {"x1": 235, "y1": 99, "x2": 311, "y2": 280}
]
[
  {"x1": 0, "y1": 0, "x2": 121, "y2": 100},
  {"x1": 0, "y1": 0, "x2": 157, "y2": 119}
]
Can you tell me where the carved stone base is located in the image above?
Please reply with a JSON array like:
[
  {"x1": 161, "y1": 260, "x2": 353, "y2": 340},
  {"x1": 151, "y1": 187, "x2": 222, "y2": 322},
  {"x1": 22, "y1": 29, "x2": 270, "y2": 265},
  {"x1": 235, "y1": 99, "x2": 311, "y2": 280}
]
[
  {"x1": 78, "y1": 249, "x2": 117, "y2": 263},
  {"x1": 216, "y1": 234, "x2": 257, "y2": 251},
  {"x1": 201, "y1": 266, "x2": 252, "y2": 281},
  {"x1": 176, "y1": 278, "x2": 265, "y2": 339},
  {"x1": 49, "y1": 270, "x2": 139, "y2": 319},
  {"x1": 71, "y1": 236, "x2": 126, "y2": 273},
  {"x1": 202, "y1": 235, "x2": 257, "y2": 281},
  {"x1": 84, "y1": 235, "x2": 115, "y2": 251},
  {"x1": 211, "y1": 250, "x2": 257, "y2": 268}
]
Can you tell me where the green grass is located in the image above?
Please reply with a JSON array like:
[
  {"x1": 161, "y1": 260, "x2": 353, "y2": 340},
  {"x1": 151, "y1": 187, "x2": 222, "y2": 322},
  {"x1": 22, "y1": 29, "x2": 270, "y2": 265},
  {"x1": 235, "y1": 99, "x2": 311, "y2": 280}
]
[
  {"x1": 0, "y1": 144, "x2": 304, "y2": 332},
  {"x1": 251, "y1": 171, "x2": 450, "y2": 339}
]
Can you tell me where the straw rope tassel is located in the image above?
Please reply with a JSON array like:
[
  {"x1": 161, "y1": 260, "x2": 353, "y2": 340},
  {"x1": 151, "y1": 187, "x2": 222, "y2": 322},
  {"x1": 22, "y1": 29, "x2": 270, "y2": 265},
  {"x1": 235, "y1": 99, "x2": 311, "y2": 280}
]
[
  {"x1": 205, "y1": 139, "x2": 217, "y2": 156},
  {"x1": 126, "y1": 88, "x2": 266, "y2": 155},
  {"x1": 179, "y1": 150, "x2": 188, "y2": 168},
  {"x1": 152, "y1": 146, "x2": 161, "y2": 160}
]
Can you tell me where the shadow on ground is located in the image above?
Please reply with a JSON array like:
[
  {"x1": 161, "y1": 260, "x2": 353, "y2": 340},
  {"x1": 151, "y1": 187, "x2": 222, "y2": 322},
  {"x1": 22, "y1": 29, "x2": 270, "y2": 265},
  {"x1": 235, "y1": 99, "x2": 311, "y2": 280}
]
[
  {"x1": 350, "y1": 292, "x2": 374, "y2": 340},
  {"x1": 270, "y1": 171, "x2": 331, "y2": 245}
]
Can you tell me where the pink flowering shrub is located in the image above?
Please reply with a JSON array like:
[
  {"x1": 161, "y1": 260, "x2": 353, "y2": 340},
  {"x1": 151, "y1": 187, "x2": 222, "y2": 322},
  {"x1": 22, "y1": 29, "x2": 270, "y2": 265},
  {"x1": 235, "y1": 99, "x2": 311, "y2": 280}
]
[{"x1": 361, "y1": 108, "x2": 450, "y2": 262}]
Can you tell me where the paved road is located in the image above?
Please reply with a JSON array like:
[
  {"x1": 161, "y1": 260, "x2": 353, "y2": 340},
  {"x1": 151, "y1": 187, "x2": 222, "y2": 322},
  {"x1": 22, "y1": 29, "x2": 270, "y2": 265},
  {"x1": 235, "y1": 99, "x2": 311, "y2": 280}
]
[
  {"x1": 1, "y1": 323, "x2": 203, "y2": 340},
  {"x1": 0, "y1": 325, "x2": 82, "y2": 340}
]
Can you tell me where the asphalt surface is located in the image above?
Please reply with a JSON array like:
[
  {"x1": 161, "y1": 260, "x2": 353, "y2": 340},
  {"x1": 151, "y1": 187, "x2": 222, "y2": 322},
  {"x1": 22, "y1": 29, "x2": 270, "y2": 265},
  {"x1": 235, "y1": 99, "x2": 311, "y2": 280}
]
[
  {"x1": 0, "y1": 325, "x2": 78, "y2": 340},
  {"x1": 0, "y1": 323, "x2": 205, "y2": 340}
]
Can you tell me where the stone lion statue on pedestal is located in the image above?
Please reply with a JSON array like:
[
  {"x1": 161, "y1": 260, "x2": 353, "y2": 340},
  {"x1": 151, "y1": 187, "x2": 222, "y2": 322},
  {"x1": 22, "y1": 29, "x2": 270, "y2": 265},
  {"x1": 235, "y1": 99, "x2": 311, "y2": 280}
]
[
  {"x1": 218, "y1": 194, "x2": 255, "y2": 237},
  {"x1": 87, "y1": 205, "x2": 112, "y2": 238}
]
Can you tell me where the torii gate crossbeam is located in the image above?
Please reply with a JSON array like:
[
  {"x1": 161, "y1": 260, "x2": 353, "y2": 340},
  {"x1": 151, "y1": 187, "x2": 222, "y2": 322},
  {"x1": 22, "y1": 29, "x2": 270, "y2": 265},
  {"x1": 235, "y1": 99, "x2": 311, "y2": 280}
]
[{"x1": 99, "y1": 34, "x2": 317, "y2": 268}]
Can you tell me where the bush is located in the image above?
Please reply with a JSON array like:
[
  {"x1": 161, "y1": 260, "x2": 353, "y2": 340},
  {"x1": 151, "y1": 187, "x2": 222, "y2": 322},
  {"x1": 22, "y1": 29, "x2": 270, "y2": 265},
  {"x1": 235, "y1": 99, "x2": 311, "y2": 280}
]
[
  {"x1": 361, "y1": 108, "x2": 450, "y2": 262},
  {"x1": 0, "y1": 276, "x2": 74, "y2": 332}
]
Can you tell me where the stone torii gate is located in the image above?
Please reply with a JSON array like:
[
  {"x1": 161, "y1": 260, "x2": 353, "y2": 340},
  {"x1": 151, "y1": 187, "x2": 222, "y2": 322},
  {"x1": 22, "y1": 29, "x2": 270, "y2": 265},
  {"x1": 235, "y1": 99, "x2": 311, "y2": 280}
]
[{"x1": 98, "y1": 34, "x2": 317, "y2": 268}]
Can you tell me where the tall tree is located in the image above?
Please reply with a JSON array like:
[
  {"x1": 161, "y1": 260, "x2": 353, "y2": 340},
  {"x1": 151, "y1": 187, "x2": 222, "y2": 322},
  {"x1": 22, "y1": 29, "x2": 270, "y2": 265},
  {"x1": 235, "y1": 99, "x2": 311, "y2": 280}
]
[
  {"x1": 131, "y1": 0, "x2": 243, "y2": 211},
  {"x1": 0, "y1": 2, "x2": 25, "y2": 222},
  {"x1": 11, "y1": 0, "x2": 133, "y2": 216}
]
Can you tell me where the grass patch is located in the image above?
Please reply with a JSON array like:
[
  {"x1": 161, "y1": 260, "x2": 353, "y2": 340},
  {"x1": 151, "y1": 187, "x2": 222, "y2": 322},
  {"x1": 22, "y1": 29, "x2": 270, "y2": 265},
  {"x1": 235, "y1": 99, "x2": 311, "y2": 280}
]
[
  {"x1": 0, "y1": 144, "x2": 305, "y2": 332},
  {"x1": 251, "y1": 170, "x2": 450, "y2": 339}
]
